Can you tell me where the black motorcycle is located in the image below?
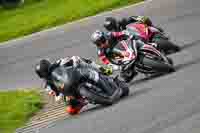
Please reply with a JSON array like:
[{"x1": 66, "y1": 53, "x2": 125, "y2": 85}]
[
  {"x1": 75, "y1": 75, "x2": 129, "y2": 105},
  {"x1": 51, "y1": 65, "x2": 130, "y2": 106}
]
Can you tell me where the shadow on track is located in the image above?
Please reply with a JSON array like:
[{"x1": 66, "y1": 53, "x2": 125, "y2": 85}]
[
  {"x1": 166, "y1": 39, "x2": 200, "y2": 56},
  {"x1": 77, "y1": 87, "x2": 153, "y2": 116},
  {"x1": 175, "y1": 57, "x2": 200, "y2": 70},
  {"x1": 129, "y1": 57, "x2": 200, "y2": 86},
  {"x1": 121, "y1": 88, "x2": 153, "y2": 101},
  {"x1": 81, "y1": 105, "x2": 106, "y2": 114},
  {"x1": 181, "y1": 39, "x2": 200, "y2": 50}
]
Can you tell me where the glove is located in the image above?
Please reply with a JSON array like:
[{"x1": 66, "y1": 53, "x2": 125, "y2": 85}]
[
  {"x1": 136, "y1": 16, "x2": 151, "y2": 25},
  {"x1": 99, "y1": 66, "x2": 113, "y2": 75},
  {"x1": 55, "y1": 93, "x2": 63, "y2": 102},
  {"x1": 108, "y1": 64, "x2": 120, "y2": 71}
]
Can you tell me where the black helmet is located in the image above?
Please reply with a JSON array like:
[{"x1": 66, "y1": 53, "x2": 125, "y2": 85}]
[
  {"x1": 35, "y1": 59, "x2": 51, "y2": 79},
  {"x1": 103, "y1": 17, "x2": 118, "y2": 31},
  {"x1": 91, "y1": 30, "x2": 106, "y2": 46},
  {"x1": 119, "y1": 18, "x2": 129, "y2": 30}
]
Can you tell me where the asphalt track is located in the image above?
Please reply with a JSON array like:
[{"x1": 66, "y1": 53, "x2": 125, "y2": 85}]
[{"x1": 1, "y1": 0, "x2": 200, "y2": 132}]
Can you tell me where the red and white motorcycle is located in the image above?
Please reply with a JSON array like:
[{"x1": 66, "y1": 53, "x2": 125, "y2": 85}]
[
  {"x1": 125, "y1": 23, "x2": 180, "y2": 55},
  {"x1": 109, "y1": 38, "x2": 175, "y2": 82}
]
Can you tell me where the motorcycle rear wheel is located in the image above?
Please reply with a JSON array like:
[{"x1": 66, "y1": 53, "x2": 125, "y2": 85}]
[
  {"x1": 154, "y1": 39, "x2": 180, "y2": 55},
  {"x1": 142, "y1": 56, "x2": 175, "y2": 73},
  {"x1": 78, "y1": 83, "x2": 116, "y2": 105}
]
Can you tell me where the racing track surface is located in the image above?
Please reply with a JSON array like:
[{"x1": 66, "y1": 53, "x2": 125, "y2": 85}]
[{"x1": 1, "y1": 0, "x2": 200, "y2": 132}]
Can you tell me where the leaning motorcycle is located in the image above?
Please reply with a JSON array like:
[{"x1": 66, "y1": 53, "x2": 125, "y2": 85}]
[
  {"x1": 125, "y1": 23, "x2": 180, "y2": 55},
  {"x1": 76, "y1": 76, "x2": 129, "y2": 106},
  {"x1": 61, "y1": 69, "x2": 129, "y2": 107},
  {"x1": 109, "y1": 38, "x2": 175, "y2": 82}
]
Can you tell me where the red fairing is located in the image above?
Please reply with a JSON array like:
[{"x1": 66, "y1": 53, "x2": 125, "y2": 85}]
[
  {"x1": 100, "y1": 55, "x2": 110, "y2": 64},
  {"x1": 126, "y1": 23, "x2": 154, "y2": 41},
  {"x1": 98, "y1": 50, "x2": 110, "y2": 64},
  {"x1": 111, "y1": 31, "x2": 125, "y2": 38},
  {"x1": 121, "y1": 40, "x2": 137, "y2": 61}
]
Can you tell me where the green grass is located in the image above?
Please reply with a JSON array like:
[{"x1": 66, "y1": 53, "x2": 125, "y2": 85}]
[
  {"x1": 0, "y1": 89, "x2": 43, "y2": 133},
  {"x1": 0, "y1": 0, "x2": 143, "y2": 43}
]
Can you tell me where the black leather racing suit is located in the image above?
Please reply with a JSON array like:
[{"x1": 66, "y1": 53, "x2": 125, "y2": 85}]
[{"x1": 49, "y1": 56, "x2": 122, "y2": 104}]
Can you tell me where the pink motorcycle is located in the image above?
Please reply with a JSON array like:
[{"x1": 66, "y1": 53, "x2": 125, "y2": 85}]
[
  {"x1": 125, "y1": 23, "x2": 180, "y2": 55},
  {"x1": 109, "y1": 38, "x2": 175, "y2": 82}
]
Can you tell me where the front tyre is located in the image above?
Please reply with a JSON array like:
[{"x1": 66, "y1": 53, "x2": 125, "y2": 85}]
[
  {"x1": 120, "y1": 69, "x2": 136, "y2": 83},
  {"x1": 114, "y1": 77, "x2": 130, "y2": 98}
]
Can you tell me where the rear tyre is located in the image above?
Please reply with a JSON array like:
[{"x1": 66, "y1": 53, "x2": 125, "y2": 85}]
[
  {"x1": 142, "y1": 56, "x2": 175, "y2": 73},
  {"x1": 78, "y1": 84, "x2": 114, "y2": 106},
  {"x1": 155, "y1": 39, "x2": 180, "y2": 55}
]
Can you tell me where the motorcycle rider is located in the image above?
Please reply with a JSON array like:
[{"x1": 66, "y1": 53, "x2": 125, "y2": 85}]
[
  {"x1": 35, "y1": 56, "x2": 124, "y2": 115},
  {"x1": 103, "y1": 16, "x2": 181, "y2": 55},
  {"x1": 35, "y1": 59, "x2": 63, "y2": 102},
  {"x1": 91, "y1": 30, "x2": 142, "y2": 82},
  {"x1": 99, "y1": 16, "x2": 153, "y2": 70},
  {"x1": 43, "y1": 78, "x2": 64, "y2": 102},
  {"x1": 103, "y1": 16, "x2": 164, "y2": 32}
]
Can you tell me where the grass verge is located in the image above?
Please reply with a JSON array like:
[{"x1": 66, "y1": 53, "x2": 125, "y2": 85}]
[
  {"x1": 0, "y1": 88, "x2": 43, "y2": 133},
  {"x1": 0, "y1": 0, "x2": 143, "y2": 43}
]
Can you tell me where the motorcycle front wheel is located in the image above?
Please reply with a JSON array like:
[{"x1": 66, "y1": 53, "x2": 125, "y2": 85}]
[{"x1": 114, "y1": 77, "x2": 129, "y2": 97}]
